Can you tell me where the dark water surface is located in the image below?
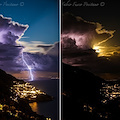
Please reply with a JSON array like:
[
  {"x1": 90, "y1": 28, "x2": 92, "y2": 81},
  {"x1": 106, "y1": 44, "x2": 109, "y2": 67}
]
[{"x1": 29, "y1": 79, "x2": 59, "y2": 120}]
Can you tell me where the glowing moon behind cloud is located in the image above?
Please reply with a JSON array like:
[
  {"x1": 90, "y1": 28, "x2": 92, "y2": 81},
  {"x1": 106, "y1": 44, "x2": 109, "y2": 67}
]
[{"x1": 93, "y1": 46, "x2": 100, "y2": 53}]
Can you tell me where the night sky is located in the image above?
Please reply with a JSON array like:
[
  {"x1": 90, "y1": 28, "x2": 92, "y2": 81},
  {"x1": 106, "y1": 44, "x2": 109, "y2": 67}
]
[
  {"x1": 62, "y1": 0, "x2": 120, "y2": 80},
  {"x1": 0, "y1": 0, "x2": 59, "y2": 43},
  {"x1": 0, "y1": 0, "x2": 59, "y2": 79}
]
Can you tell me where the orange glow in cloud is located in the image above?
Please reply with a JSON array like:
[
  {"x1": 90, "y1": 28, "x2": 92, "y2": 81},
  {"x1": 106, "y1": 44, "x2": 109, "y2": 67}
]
[{"x1": 10, "y1": 71, "x2": 59, "y2": 80}]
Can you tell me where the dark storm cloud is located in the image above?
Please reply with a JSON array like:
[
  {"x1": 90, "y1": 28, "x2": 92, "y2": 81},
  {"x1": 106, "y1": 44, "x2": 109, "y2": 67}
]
[
  {"x1": 63, "y1": 50, "x2": 120, "y2": 75},
  {"x1": 0, "y1": 15, "x2": 58, "y2": 72},
  {"x1": 62, "y1": 37, "x2": 77, "y2": 49},
  {"x1": 0, "y1": 15, "x2": 28, "y2": 72},
  {"x1": 0, "y1": 15, "x2": 28, "y2": 45},
  {"x1": 15, "y1": 41, "x2": 59, "y2": 72},
  {"x1": 0, "y1": 43, "x2": 24, "y2": 72},
  {"x1": 23, "y1": 52, "x2": 59, "y2": 72},
  {"x1": 37, "y1": 44, "x2": 53, "y2": 51},
  {"x1": 62, "y1": 13, "x2": 96, "y2": 34},
  {"x1": 86, "y1": 55, "x2": 120, "y2": 74},
  {"x1": 0, "y1": 43, "x2": 21, "y2": 58},
  {"x1": 22, "y1": 42, "x2": 59, "y2": 72},
  {"x1": 62, "y1": 13, "x2": 115, "y2": 49},
  {"x1": 47, "y1": 42, "x2": 59, "y2": 56},
  {"x1": 62, "y1": 13, "x2": 120, "y2": 75}
]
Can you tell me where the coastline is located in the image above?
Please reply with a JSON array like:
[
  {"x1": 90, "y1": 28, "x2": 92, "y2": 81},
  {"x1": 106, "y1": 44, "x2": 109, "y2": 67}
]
[
  {"x1": 0, "y1": 69, "x2": 53, "y2": 120},
  {"x1": 29, "y1": 79, "x2": 59, "y2": 120}
]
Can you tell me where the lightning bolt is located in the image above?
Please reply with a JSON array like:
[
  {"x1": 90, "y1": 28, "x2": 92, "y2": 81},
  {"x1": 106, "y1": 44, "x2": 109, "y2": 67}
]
[
  {"x1": 17, "y1": 39, "x2": 34, "y2": 81},
  {"x1": 21, "y1": 49, "x2": 34, "y2": 81}
]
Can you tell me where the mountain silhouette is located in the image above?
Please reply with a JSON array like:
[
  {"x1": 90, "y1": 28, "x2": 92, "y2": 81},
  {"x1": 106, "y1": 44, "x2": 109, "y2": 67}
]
[
  {"x1": 62, "y1": 63, "x2": 106, "y2": 120},
  {"x1": 0, "y1": 69, "x2": 46, "y2": 120}
]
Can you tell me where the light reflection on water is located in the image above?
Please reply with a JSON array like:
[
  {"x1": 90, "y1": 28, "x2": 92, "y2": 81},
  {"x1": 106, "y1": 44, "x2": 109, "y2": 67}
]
[
  {"x1": 29, "y1": 102, "x2": 38, "y2": 112},
  {"x1": 29, "y1": 79, "x2": 59, "y2": 120},
  {"x1": 29, "y1": 102, "x2": 52, "y2": 120}
]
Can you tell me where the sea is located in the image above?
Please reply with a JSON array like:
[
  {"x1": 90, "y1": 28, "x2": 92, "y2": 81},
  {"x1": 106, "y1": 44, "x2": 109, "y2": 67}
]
[{"x1": 29, "y1": 79, "x2": 59, "y2": 120}]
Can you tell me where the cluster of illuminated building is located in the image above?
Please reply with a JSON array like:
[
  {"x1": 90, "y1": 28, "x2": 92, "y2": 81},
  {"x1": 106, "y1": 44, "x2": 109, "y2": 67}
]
[
  {"x1": 0, "y1": 103, "x2": 36, "y2": 119},
  {"x1": 10, "y1": 81, "x2": 46, "y2": 102},
  {"x1": 100, "y1": 82, "x2": 120, "y2": 104},
  {"x1": 83, "y1": 104, "x2": 93, "y2": 113},
  {"x1": 82, "y1": 82, "x2": 120, "y2": 119},
  {"x1": 83, "y1": 103, "x2": 109, "y2": 118}
]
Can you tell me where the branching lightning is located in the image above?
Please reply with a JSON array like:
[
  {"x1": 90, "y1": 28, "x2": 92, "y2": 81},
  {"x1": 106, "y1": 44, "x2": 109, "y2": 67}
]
[{"x1": 21, "y1": 49, "x2": 34, "y2": 81}]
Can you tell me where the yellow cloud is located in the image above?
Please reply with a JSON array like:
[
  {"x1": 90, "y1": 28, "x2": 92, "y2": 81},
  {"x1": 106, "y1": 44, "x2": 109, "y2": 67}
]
[
  {"x1": 93, "y1": 45, "x2": 120, "y2": 57},
  {"x1": 17, "y1": 41, "x2": 52, "y2": 54}
]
